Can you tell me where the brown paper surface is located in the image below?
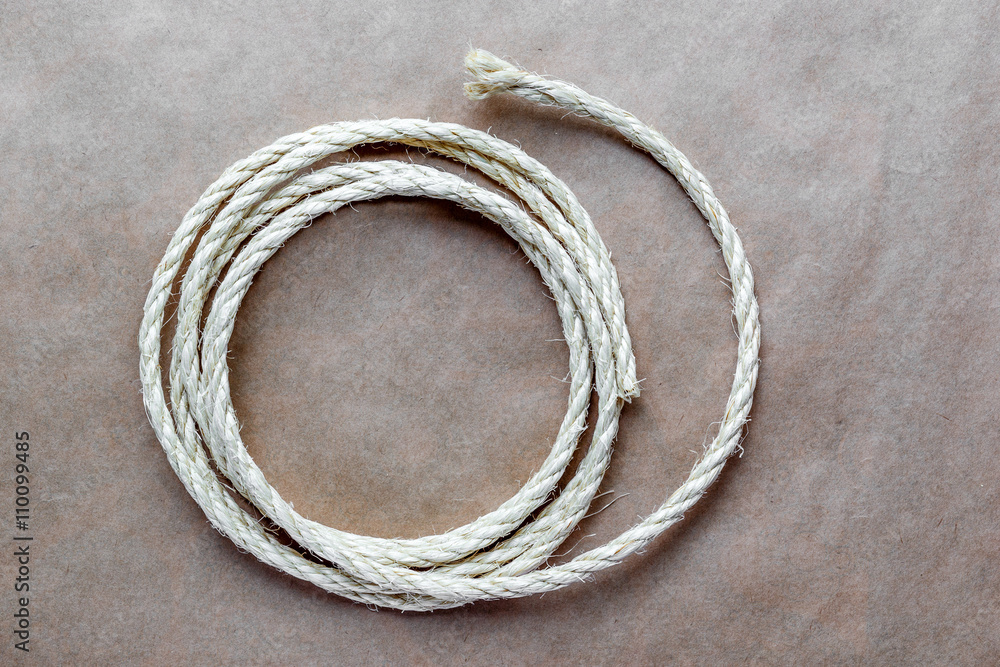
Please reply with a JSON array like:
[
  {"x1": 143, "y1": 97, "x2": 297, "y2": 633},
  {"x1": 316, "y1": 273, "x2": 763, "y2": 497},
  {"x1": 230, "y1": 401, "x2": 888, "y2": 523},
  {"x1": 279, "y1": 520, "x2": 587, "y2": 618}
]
[{"x1": 1, "y1": 2, "x2": 997, "y2": 663}]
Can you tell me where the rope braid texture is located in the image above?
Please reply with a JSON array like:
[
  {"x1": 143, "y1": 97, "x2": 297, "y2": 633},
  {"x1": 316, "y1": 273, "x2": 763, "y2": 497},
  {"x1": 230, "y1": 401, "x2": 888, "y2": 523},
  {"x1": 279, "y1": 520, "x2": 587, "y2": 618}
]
[{"x1": 139, "y1": 49, "x2": 760, "y2": 611}]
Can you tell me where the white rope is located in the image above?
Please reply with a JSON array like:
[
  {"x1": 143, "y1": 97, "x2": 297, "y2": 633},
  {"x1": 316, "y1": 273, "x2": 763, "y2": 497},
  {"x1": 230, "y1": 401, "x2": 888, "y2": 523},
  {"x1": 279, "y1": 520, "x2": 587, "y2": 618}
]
[{"x1": 139, "y1": 49, "x2": 760, "y2": 611}]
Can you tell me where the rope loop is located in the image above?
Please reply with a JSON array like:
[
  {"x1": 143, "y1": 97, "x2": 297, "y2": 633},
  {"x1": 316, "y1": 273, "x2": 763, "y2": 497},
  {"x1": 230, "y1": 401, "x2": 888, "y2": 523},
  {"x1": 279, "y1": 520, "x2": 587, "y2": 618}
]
[{"x1": 139, "y1": 49, "x2": 760, "y2": 611}]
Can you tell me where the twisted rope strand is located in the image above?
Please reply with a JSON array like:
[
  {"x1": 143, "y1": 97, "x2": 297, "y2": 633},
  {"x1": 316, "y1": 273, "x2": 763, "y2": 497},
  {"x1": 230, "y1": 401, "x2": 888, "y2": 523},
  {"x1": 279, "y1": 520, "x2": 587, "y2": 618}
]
[{"x1": 139, "y1": 49, "x2": 760, "y2": 610}]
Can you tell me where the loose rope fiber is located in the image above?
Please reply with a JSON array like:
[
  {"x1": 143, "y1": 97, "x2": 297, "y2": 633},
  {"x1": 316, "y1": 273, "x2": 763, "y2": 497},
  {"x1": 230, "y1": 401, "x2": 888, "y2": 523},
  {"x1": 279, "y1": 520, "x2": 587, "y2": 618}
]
[{"x1": 139, "y1": 50, "x2": 760, "y2": 611}]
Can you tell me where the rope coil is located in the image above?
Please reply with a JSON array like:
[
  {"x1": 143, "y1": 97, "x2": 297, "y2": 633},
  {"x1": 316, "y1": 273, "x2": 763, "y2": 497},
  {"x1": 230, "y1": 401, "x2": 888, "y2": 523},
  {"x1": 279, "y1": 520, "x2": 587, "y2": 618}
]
[{"x1": 139, "y1": 49, "x2": 760, "y2": 611}]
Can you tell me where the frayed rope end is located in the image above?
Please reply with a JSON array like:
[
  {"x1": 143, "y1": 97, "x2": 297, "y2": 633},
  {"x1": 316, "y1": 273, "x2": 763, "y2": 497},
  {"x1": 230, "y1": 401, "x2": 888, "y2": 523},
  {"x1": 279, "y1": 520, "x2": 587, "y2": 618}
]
[{"x1": 463, "y1": 49, "x2": 524, "y2": 100}]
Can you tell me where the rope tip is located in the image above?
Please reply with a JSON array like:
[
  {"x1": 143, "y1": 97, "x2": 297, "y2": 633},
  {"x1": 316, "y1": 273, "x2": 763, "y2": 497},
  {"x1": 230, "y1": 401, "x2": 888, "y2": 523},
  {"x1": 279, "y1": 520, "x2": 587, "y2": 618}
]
[
  {"x1": 463, "y1": 49, "x2": 522, "y2": 100},
  {"x1": 620, "y1": 379, "x2": 641, "y2": 402}
]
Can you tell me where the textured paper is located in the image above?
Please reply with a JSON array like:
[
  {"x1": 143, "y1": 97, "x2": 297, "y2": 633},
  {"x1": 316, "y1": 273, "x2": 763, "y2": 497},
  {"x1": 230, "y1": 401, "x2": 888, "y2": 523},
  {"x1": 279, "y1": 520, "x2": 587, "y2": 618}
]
[{"x1": 1, "y1": 1, "x2": 997, "y2": 663}]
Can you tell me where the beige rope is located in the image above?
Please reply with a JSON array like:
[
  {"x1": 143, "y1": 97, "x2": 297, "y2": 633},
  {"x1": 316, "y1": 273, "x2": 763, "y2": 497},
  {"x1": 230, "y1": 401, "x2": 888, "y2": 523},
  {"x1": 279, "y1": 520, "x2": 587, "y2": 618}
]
[{"x1": 139, "y1": 49, "x2": 760, "y2": 611}]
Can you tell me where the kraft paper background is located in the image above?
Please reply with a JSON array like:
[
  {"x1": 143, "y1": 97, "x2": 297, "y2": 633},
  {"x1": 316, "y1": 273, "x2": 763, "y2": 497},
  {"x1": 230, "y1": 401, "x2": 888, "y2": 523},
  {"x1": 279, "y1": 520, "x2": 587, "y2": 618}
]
[{"x1": 1, "y1": 1, "x2": 997, "y2": 664}]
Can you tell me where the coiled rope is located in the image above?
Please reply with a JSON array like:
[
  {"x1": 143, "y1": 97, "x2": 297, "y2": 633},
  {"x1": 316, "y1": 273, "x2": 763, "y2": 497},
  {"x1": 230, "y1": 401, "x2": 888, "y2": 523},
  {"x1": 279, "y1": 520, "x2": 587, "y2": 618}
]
[{"x1": 139, "y1": 50, "x2": 760, "y2": 611}]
